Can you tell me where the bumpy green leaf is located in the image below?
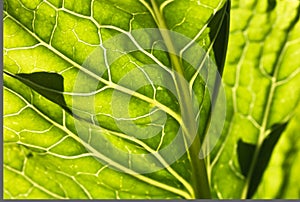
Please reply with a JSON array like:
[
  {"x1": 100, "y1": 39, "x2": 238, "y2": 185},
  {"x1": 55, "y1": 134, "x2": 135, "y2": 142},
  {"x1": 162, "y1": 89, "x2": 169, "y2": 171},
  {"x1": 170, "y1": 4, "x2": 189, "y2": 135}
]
[
  {"x1": 3, "y1": 0, "x2": 229, "y2": 199},
  {"x1": 210, "y1": 0, "x2": 300, "y2": 199}
]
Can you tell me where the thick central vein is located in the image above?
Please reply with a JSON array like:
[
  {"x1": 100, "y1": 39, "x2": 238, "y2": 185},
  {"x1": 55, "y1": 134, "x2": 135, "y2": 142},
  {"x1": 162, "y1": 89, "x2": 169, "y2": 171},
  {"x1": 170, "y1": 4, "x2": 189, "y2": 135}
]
[{"x1": 150, "y1": 0, "x2": 211, "y2": 199}]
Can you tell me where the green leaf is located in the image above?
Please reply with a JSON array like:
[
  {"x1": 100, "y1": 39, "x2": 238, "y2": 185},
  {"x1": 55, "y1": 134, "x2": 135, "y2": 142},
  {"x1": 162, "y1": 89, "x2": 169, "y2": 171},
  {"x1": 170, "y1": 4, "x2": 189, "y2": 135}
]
[
  {"x1": 3, "y1": 0, "x2": 229, "y2": 199},
  {"x1": 210, "y1": 0, "x2": 300, "y2": 199}
]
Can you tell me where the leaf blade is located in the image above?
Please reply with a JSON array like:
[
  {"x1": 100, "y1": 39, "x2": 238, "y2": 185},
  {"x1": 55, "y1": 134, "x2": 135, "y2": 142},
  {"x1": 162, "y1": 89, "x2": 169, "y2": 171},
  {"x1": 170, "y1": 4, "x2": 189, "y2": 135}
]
[{"x1": 4, "y1": 0, "x2": 229, "y2": 199}]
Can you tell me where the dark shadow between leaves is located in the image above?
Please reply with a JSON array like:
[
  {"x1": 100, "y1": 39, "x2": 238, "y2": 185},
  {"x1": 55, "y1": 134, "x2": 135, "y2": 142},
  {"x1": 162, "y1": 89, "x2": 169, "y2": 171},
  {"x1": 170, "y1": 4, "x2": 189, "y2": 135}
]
[
  {"x1": 15, "y1": 72, "x2": 72, "y2": 114},
  {"x1": 237, "y1": 122, "x2": 288, "y2": 198},
  {"x1": 267, "y1": 0, "x2": 276, "y2": 12},
  {"x1": 208, "y1": 0, "x2": 230, "y2": 76}
]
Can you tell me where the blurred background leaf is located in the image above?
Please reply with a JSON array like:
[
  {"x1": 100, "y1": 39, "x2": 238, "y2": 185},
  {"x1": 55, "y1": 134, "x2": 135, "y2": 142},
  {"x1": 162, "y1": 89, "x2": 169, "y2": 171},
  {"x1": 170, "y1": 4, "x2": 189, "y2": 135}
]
[{"x1": 210, "y1": 0, "x2": 300, "y2": 198}]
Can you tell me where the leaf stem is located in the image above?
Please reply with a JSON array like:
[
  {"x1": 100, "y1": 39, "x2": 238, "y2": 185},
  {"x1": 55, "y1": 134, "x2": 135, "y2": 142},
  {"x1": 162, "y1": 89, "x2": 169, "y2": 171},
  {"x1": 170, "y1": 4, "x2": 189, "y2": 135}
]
[{"x1": 150, "y1": 0, "x2": 211, "y2": 198}]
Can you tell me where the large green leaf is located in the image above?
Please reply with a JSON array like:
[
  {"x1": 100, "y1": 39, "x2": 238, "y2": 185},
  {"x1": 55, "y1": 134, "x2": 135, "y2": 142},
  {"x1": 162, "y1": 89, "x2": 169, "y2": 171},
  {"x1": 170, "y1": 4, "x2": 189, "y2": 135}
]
[
  {"x1": 210, "y1": 0, "x2": 300, "y2": 199},
  {"x1": 3, "y1": 0, "x2": 229, "y2": 199}
]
